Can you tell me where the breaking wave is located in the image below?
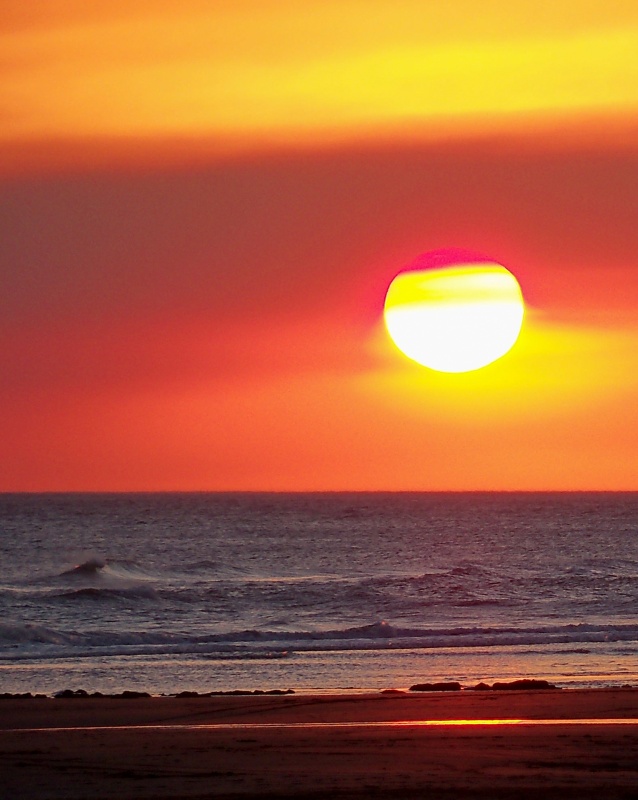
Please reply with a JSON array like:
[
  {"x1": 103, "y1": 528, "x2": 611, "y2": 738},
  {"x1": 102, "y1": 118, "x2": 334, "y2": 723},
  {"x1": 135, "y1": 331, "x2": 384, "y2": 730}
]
[
  {"x1": 2, "y1": 619, "x2": 637, "y2": 662},
  {"x1": 51, "y1": 586, "x2": 158, "y2": 601},
  {"x1": 58, "y1": 557, "x2": 159, "y2": 583},
  {"x1": 61, "y1": 558, "x2": 106, "y2": 577}
]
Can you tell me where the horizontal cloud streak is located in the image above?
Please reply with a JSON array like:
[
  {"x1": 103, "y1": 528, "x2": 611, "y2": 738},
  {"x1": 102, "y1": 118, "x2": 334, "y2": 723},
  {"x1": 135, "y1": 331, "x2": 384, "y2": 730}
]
[{"x1": 2, "y1": 3, "x2": 638, "y2": 141}]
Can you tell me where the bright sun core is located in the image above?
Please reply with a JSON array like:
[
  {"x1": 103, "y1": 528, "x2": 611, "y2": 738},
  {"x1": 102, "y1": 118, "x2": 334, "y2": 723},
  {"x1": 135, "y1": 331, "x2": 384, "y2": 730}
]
[{"x1": 384, "y1": 252, "x2": 525, "y2": 373}]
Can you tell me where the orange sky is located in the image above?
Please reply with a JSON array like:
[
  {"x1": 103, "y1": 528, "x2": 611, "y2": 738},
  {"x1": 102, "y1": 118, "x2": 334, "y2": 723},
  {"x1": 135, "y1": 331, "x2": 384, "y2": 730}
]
[{"x1": 1, "y1": 1, "x2": 638, "y2": 490}]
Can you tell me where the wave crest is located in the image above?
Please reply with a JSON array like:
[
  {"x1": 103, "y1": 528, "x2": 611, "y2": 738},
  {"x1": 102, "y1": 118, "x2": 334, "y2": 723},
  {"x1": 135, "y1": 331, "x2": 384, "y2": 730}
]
[{"x1": 2, "y1": 620, "x2": 637, "y2": 660}]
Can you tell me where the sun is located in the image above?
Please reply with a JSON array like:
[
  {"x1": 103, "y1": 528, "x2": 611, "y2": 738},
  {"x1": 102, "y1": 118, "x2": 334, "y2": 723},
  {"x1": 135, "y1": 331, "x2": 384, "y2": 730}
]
[{"x1": 383, "y1": 251, "x2": 525, "y2": 373}]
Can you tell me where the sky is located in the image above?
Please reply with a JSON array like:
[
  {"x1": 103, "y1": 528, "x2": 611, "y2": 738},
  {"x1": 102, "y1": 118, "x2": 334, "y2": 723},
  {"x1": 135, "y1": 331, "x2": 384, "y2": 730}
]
[{"x1": 2, "y1": 0, "x2": 638, "y2": 491}]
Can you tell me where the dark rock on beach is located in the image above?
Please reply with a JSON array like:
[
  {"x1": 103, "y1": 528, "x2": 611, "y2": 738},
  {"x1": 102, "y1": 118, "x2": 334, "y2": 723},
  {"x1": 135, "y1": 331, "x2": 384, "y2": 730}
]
[
  {"x1": 469, "y1": 679, "x2": 560, "y2": 691},
  {"x1": 28, "y1": 687, "x2": 298, "y2": 700},
  {"x1": 204, "y1": 688, "x2": 295, "y2": 696},
  {"x1": 409, "y1": 682, "x2": 462, "y2": 692},
  {"x1": 53, "y1": 689, "x2": 151, "y2": 699},
  {"x1": 472, "y1": 678, "x2": 560, "y2": 692},
  {"x1": 491, "y1": 679, "x2": 560, "y2": 690}
]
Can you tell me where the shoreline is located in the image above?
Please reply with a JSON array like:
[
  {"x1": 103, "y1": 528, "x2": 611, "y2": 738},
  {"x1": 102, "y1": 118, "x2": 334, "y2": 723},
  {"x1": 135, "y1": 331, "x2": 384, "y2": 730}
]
[
  {"x1": 2, "y1": 676, "x2": 636, "y2": 700},
  {"x1": 2, "y1": 686, "x2": 638, "y2": 727},
  {"x1": 3, "y1": 676, "x2": 635, "y2": 698},
  {"x1": 3, "y1": 688, "x2": 637, "y2": 798}
]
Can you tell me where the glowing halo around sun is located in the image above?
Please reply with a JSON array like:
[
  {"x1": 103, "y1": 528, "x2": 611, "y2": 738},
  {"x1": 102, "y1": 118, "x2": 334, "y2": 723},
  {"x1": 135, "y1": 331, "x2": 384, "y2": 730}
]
[{"x1": 383, "y1": 251, "x2": 525, "y2": 373}]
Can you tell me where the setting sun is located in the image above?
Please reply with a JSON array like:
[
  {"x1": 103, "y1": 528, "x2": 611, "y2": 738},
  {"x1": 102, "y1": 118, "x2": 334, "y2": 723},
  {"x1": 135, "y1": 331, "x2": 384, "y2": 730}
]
[{"x1": 383, "y1": 254, "x2": 525, "y2": 373}]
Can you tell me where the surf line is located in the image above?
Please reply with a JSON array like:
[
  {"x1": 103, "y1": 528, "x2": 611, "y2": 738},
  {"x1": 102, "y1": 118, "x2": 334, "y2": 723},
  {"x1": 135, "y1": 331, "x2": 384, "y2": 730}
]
[{"x1": 4, "y1": 719, "x2": 638, "y2": 733}]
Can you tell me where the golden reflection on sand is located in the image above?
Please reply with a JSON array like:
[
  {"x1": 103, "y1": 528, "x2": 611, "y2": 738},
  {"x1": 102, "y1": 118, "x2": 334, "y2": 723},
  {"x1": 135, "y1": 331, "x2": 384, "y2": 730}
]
[{"x1": 6, "y1": 718, "x2": 638, "y2": 733}]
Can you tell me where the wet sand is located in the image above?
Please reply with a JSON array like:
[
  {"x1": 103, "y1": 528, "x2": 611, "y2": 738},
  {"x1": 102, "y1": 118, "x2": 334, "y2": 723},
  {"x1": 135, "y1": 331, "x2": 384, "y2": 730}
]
[{"x1": 2, "y1": 689, "x2": 637, "y2": 799}]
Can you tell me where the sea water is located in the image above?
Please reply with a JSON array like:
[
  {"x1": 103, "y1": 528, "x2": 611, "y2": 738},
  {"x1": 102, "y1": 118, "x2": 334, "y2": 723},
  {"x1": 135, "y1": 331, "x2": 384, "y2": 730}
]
[{"x1": 1, "y1": 493, "x2": 636, "y2": 695}]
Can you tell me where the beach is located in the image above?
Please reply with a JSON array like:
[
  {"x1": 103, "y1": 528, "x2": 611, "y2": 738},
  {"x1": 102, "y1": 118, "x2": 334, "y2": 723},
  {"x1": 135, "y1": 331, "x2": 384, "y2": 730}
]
[
  {"x1": 2, "y1": 496, "x2": 638, "y2": 797},
  {"x1": 2, "y1": 688, "x2": 637, "y2": 799}
]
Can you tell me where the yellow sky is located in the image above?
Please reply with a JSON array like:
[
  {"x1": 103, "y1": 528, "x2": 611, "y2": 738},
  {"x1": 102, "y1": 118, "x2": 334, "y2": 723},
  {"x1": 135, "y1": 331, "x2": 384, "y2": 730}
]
[{"x1": 3, "y1": 0, "x2": 638, "y2": 146}]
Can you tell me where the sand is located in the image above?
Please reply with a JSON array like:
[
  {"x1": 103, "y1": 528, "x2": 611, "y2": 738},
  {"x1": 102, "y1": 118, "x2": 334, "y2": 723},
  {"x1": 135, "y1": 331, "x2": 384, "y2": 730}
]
[{"x1": 1, "y1": 688, "x2": 637, "y2": 799}]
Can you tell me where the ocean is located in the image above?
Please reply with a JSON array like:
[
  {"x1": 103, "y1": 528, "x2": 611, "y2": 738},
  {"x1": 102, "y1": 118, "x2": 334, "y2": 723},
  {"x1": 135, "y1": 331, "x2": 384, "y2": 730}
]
[{"x1": 1, "y1": 493, "x2": 637, "y2": 696}]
